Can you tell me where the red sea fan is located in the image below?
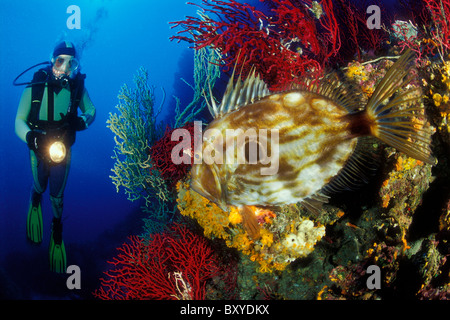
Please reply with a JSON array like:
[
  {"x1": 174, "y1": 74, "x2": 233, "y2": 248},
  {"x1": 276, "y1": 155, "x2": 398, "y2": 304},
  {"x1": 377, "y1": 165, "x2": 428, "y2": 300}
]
[
  {"x1": 421, "y1": 0, "x2": 450, "y2": 57},
  {"x1": 93, "y1": 224, "x2": 227, "y2": 300},
  {"x1": 333, "y1": 0, "x2": 387, "y2": 61},
  {"x1": 149, "y1": 122, "x2": 195, "y2": 187},
  {"x1": 170, "y1": 0, "x2": 340, "y2": 90}
]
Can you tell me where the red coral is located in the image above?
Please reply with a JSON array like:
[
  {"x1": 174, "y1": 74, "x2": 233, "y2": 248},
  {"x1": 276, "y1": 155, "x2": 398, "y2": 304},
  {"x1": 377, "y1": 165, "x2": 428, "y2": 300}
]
[
  {"x1": 301, "y1": 0, "x2": 341, "y2": 63},
  {"x1": 423, "y1": 0, "x2": 450, "y2": 53},
  {"x1": 393, "y1": 0, "x2": 450, "y2": 60},
  {"x1": 334, "y1": 0, "x2": 387, "y2": 61},
  {"x1": 93, "y1": 224, "x2": 230, "y2": 300},
  {"x1": 149, "y1": 122, "x2": 195, "y2": 187},
  {"x1": 170, "y1": 0, "x2": 341, "y2": 90}
]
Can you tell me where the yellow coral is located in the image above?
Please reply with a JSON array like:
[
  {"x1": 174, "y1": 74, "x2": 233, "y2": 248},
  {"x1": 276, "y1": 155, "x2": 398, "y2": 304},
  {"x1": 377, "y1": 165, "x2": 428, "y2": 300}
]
[
  {"x1": 401, "y1": 230, "x2": 411, "y2": 253},
  {"x1": 395, "y1": 156, "x2": 403, "y2": 171},
  {"x1": 382, "y1": 194, "x2": 390, "y2": 208},
  {"x1": 177, "y1": 179, "x2": 230, "y2": 240},
  {"x1": 317, "y1": 285, "x2": 329, "y2": 300},
  {"x1": 439, "y1": 207, "x2": 450, "y2": 231},
  {"x1": 226, "y1": 230, "x2": 253, "y2": 255},
  {"x1": 346, "y1": 64, "x2": 364, "y2": 80},
  {"x1": 228, "y1": 207, "x2": 242, "y2": 225},
  {"x1": 441, "y1": 61, "x2": 450, "y2": 90},
  {"x1": 258, "y1": 260, "x2": 273, "y2": 273},
  {"x1": 385, "y1": 155, "x2": 424, "y2": 186},
  {"x1": 361, "y1": 85, "x2": 374, "y2": 97},
  {"x1": 178, "y1": 179, "x2": 325, "y2": 274},
  {"x1": 260, "y1": 228, "x2": 274, "y2": 248},
  {"x1": 431, "y1": 61, "x2": 450, "y2": 122},
  {"x1": 379, "y1": 153, "x2": 430, "y2": 215},
  {"x1": 433, "y1": 92, "x2": 443, "y2": 106}
]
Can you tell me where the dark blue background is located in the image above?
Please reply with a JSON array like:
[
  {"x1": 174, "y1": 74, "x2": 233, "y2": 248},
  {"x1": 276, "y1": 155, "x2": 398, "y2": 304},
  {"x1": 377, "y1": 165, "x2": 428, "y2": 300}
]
[{"x1": 0, "y1": 0, "x2": 197, "y2": 299}]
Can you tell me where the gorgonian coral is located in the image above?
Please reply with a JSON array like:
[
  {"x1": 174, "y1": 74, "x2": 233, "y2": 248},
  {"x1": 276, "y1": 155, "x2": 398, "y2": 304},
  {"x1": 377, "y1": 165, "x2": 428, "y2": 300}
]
[
  {"x1": 93, "y1": 224, "x2": 236, "y2": 300},
  {"x1": 107, "y1": 67, "x2": 170, "y2": 205},
  {"x1": 149, "y1": 122, "x2": 196, "y2": 188},
  {"x1": 170, "y1": 0, "x2": 341, "y2": 90}
]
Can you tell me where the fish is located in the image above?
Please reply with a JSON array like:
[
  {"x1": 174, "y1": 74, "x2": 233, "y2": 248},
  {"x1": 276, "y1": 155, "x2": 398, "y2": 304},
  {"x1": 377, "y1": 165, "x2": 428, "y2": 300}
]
[{"x1": 190, "y1": 49, "x2": 435, "y2": 239}]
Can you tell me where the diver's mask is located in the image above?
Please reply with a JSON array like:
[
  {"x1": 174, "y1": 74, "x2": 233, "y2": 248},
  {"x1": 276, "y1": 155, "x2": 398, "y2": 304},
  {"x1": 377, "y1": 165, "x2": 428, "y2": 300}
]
[{"x1": 51, "y1": 54, "x2": 79, "y2": 80}]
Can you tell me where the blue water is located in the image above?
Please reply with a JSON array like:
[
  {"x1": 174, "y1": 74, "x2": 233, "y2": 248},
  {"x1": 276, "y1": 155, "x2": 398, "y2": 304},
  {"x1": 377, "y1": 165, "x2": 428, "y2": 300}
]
[{"x1": 0, "y1": 0, "x2": 197, "y2": 299}]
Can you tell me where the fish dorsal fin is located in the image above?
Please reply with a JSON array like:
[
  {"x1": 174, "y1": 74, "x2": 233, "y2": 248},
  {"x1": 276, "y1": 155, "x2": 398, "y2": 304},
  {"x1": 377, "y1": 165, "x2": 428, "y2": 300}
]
[
  {"x1": 206, "y1": 67, "x2": 270, "y2": 119},
  {"x1": 295, "y1": 71, "x2": 365, "y2": 113}
]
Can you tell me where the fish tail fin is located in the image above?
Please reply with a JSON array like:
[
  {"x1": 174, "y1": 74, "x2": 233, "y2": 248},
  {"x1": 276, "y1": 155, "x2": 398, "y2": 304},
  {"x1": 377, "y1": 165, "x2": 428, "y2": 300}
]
[{"x1": 362, "y1": 49, "x2": 435, "y2": 165}]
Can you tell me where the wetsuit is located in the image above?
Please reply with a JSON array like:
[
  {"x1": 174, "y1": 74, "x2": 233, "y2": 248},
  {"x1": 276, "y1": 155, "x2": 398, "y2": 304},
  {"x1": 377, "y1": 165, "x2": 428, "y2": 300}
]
[{"x1": 15, "y1": 75, "x2": 96, "y2": 219}]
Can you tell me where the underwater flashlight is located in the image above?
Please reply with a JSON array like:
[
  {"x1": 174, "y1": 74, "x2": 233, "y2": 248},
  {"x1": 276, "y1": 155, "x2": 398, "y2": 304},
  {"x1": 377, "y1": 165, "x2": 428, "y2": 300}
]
[{"x1": 49, "y1": 141, "x2": 66, "y2": 164}]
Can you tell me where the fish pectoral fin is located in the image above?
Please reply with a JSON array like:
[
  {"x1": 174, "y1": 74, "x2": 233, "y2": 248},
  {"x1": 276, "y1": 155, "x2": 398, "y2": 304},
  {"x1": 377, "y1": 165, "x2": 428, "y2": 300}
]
[
  {"x1": 239, "y1": 205, "x2": 261, "y2": 240},
  {"x1": 301, "y1": 192, "x2": 329, "y2": 216}
]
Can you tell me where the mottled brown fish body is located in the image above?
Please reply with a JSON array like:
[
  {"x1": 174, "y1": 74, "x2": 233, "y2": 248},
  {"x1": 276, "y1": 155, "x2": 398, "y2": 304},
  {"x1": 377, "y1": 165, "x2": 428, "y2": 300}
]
[
  {"x1": 190, "y1": 49, "x2": 435, "y2": 240},
  {"x1": 205, "y1": 90, "x2": 356, "y2": 207}
]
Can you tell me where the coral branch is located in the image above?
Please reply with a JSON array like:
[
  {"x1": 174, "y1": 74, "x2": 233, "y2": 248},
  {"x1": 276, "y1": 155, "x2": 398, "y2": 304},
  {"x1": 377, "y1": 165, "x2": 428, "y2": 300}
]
[
  {"x1": 174, "y1": 45, "x2": 222, "y2": 127},
  {"x1": 170, "y1": 0, "x2": 342, "y2": 90},
  {"x1": 424, "y1": 0, "x2": 450, "y2": 59},
  {"x1": 107, "y1": 67, "x2": 171, "y2": 206},
  {"x1": 93, "y1": 224, "x2": 232, "y2": 300},
  {"x1": 149, "y1": 123, "x2": 195, "y2": 188}
]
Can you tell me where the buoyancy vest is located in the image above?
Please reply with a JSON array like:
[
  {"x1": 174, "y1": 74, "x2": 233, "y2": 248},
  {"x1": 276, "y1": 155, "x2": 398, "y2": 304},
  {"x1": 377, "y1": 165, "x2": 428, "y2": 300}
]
[{"x1": 27, "y1": 66, "x2": 86, "y2": 146}]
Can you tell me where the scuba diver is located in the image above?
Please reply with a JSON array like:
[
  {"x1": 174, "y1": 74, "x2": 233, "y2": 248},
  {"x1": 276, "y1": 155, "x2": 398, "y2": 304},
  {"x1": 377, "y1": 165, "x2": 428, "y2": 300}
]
[{"x1": 14, "y1": 41, "x2": 96, "y2": 273}]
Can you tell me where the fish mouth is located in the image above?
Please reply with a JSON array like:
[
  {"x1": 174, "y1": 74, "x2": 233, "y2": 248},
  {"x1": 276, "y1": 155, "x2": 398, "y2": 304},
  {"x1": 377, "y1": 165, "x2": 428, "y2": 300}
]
[
  {"x1": 190, "y1": 177, "x2": 207, "y2": 198},
  {"x1": 191, "y1": 179, "x2": 227, "y2": 211},
  {"x1": 212, "y1": 198, "x2": 228, "y2": 212},
  {"x1": 190, "y1": 164, "x2": 228, "y2": 212}
]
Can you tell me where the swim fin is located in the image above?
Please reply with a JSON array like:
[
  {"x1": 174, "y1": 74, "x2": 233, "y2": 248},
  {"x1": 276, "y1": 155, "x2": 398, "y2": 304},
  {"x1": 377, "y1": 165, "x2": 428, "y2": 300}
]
[
  {"x1": 49, "y1": 218, "x2": 67, "y2": 273},
  {"x1": 26, "y1": 201, "x2": 43, "y2": 244}
]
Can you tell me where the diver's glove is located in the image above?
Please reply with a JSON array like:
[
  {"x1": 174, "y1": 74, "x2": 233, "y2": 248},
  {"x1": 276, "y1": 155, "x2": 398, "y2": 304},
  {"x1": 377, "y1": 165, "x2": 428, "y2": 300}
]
[
  {"x1": 61, "y1": 113, "x2": 89, "y2": 131},
  {"x1": 73, "y1": 116, "x2": 88, "y2": 131},
  {"x1": 26, "y1": 130, "x2": 46, "y2": 152}
]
